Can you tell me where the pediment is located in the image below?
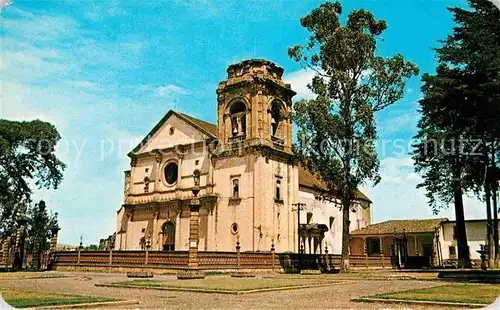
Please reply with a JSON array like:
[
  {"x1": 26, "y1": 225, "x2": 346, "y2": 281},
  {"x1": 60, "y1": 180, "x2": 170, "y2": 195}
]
[{"x1": 130, "y1": 110, "x2": 217, "y2": 155}]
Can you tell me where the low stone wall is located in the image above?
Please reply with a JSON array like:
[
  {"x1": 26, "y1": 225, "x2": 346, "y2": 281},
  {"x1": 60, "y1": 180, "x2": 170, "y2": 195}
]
[{"x1": 52, "y1": 251, "x2": 392, "y2": 272}]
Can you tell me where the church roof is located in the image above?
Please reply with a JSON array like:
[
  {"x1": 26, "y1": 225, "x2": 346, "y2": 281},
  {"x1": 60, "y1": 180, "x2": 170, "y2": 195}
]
[
  {"x1": 298, "y1": 166, "x2": 372, "y2": 203},
  {"x1": 350, "y1": 218, "x2": 448, "y2": 235},
  {"x1": 178, "y1": 112, "x2": 218, "y2": 138}
]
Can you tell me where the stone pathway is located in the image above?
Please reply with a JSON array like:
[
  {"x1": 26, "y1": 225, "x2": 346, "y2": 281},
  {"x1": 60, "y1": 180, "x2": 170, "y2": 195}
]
[{"x1": 0, "y1": 271, "x2": 454, "y2": 309}]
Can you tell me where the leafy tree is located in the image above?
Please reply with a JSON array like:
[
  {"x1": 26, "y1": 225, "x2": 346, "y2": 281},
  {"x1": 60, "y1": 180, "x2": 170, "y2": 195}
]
[
  {"x1": 289, "y1": 1, "x2": 418, "y2": 271},
  {"x1": 25, "y1": 200, "x2": 52, "y2": 270},
  {"x1": 415, "y1": 0, "x2": 500, "y2": 267},
  {"x1": 412, "y1": 66, "x2": 478, "y2": 268},
  {"x1": 440, "y1": 0, "x2": 500, "y2": 267},
  {"x1": 83, "y1": 244, "x2": 99, "y2": 251},
  {"x1": 0, "y1": 119, "x2": 65, "y2": 231}
]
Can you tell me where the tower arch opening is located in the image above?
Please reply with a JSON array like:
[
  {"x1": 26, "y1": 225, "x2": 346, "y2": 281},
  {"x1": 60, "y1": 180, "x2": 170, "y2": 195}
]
[
  {"x1": 229, "y1": 101, "x2": 247, "y2": 137},
  {"x1": 270, "y1": 99, "x2": 286, "y2": 138}
]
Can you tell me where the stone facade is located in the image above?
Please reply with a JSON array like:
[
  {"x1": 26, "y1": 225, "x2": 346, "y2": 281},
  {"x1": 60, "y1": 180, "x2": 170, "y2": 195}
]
[{"x1": 115, "y1": 59, "x2": 371, "y2": 253}]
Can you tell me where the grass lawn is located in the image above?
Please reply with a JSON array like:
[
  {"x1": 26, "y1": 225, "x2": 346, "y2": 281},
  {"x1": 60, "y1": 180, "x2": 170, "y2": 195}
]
[
  {"x1": 372, "y1": 284, "x2": 500, "y2": 305},
  {"x1": 1, "y1": 290, "x2": 116, "y2": 308},
  {"x1": 113, "y1": 277, "x2": 337, "y2": 292}
]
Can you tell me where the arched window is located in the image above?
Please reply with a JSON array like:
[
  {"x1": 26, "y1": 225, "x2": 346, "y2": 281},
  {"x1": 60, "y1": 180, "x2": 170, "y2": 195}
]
[
  {"x1": 275, "y1": 179, "x2": 281, "y2": 201},
  {"x1": 193, "y1": 169, "x2": 201, "y2": 187},
  {"x1": 270, "y1": 100, "x2": 285, "y2": 137},
  {"x1": 230, "y1": 101, "x2": 247, "y2": 137},
  {"x1": 164, "y1": 162, "x2": 178, "y2": 185},
  {"x1": 232, "y1": 179, "x2": 239, "y2": 198}
]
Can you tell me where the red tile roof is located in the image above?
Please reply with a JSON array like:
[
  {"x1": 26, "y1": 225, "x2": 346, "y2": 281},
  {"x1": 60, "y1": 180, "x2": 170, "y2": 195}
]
[
  {"x1": 351, "y1": 218, "x2": 448, "y2": 235},
  {"x1": 298, "y1": 166, "x2": 371, "y2": 203}
]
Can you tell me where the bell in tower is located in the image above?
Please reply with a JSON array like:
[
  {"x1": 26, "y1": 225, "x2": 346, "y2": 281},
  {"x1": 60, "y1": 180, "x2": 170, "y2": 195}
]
[{"x1": 216, "y1": 59, "x2": 296, "y2": 154}]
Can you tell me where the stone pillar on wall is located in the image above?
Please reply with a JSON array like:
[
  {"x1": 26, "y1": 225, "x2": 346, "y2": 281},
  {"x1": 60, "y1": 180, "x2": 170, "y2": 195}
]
[
  {"x1": 2, "y1": 231, "x2": 12, "y2": 268},
  {"x1": 206, "y1": 205, "x2": 214, "y2": 251},
  {"x1": 155, "y1": 154, "x2": 162, "y2": 192},
  {"x1": 152, "y1": 209, "x2": 159, "y2": 251},
  {"x1": 126, "y1": 212, "x2": 133, "y2": 250},
  {"x1": 379, "y1": 237, "x2": 383, "y2": 256},
  {"x1": 175, "y1": 203, "x2": 182, "y2": 250},
  {"x1": 363, "y1": 237, "x2": 367, "y2": 256},
  {"x1": 414, "y1": 235, "x2": 418, "y2": 255},
  {"x1": 49, "y1": 228, "x2": 60, "y2": 253}
]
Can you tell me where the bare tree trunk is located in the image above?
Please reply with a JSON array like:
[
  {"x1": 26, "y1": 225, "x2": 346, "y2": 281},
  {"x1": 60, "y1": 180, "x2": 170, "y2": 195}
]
[
  {"x1": 340, "y1": 198, "x2": 350, "y2": 272},
  {"x1": 492, "y1": 183, "x2": 499, "y2": 267},
  {"x1": 491, "y1": 146, "x2": 499, "y2": 267},
  {"x1": 453, "y1": 159, "x2": 471, "y2": 268},
  {"x1": 485, "y1": 176, "x2": 495, "y2": 268}
]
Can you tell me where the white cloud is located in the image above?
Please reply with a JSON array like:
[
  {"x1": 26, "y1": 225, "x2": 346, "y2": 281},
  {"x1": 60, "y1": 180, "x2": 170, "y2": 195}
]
[
  {"x1": 2, "y1": 8, "x2": 79, "y2": 40},
  {"x1": 0, "y1": 7, "x2": 162, "y2": 245},
  {"x1": 156, "y1": 84, "x2": 189, "y2": 96},
  {"x1": 284, "y1": 69, "x2": 316, "y2": 100}
]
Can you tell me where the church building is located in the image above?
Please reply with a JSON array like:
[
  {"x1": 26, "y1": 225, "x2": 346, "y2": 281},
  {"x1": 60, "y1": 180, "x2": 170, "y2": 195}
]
[{"x1": 115, "y1": 59, "x2": 371, "y2": 254}]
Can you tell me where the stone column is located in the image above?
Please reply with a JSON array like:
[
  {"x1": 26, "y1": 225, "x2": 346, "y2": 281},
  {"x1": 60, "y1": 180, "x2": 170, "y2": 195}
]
[
  {"x1": 187, "y1": 202, "x2": 200, "y2": 269},
  {"x1": 14, "y1": 210, "x2": 28, "y2": 270},
  {"x1": 2, "y1": 231, "x2": 12, "y2": 268},
  {"x1": 126, "y1": 212, "x2": 133, "y2": 249},
  {"x1": 362, "y1": 237, "x2": 367, "y2": 256},
  {"x1": 152, "y1": 209, "x2": 159, "y2": 250},
  {"x1": 49, "y1": 227, "x2": 60, "y2": 253}
]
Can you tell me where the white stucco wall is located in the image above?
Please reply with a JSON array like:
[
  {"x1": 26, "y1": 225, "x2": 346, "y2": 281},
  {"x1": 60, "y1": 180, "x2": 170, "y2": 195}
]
[
  {"x1": 440, "y1": 221, "x2": 499, "y2": 260},
  {"x1": 298, "y1": 189, "x2": 370, "y2": 255}
]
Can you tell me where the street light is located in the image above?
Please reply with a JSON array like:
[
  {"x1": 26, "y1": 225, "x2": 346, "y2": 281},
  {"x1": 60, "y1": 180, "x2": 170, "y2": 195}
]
[{"x1": 292, "y1": 203, "x2": 306, "y2": 254}]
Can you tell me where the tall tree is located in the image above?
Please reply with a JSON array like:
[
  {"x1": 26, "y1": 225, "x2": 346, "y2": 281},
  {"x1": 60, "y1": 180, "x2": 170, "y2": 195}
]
[
  {"x1": 413, "y1": 66, "x2": 477, "y2": 268},
  {"x1": 414, "y1": 0, "x2": 500, "y2": 267},
  {"x1": 438, "y1": 0, "x2": 500, "y2": 266},
  {"x1": 0, "y1": 119, "x2": 66, "y2": 231},
  {"x1": 289, "y1": 1, "x2": 418, "y2": 271}
]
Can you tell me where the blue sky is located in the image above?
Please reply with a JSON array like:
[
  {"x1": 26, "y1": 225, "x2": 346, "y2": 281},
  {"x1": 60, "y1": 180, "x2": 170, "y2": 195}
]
[{"x1": 1, "y1": 0, "x2": 487, "y2": 246}]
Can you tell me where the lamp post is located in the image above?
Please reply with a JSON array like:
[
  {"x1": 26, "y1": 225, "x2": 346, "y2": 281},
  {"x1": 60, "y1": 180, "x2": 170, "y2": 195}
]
[{"x1": 292, "y1": 203, "x2": 305, "y2": 253}]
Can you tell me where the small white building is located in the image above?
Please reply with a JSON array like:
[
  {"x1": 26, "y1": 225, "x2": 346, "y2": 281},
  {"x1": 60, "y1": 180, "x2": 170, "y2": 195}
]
[{"x1": 440, "y1": 219, "x2": 497, "y2": 261}]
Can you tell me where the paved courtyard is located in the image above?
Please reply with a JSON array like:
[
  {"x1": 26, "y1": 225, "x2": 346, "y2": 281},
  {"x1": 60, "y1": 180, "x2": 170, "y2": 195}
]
[{"x1": 0, "y1": 271, "x2": 457, "y2": 309}]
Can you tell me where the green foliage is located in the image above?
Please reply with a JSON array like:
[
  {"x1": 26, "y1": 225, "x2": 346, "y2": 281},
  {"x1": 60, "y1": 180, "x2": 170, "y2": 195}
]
[
  {"x1": 25, "y1": 200, "x2": 55, "y2": 254},
  {"x1": 83, "y1": 244, "x2": 99, "y2": 251},
  {"x1": 413, "y1": 0, "x2": 500, "y2": 217},
  {"x1": 412, "y1": 0, "x2": 499, "y2": 268},
  {"x1": 289, "y1": 1, "x2": 418, "y2": 270},
  {"x1": 0, "y1": 119, "x2": 65, "y2": 231},
  {"x1": 289, "y1": 1, "x2": 418, "y2": 197},
  {"x1": 413, "y1": 66, "x2": 481, "y2": 214}
]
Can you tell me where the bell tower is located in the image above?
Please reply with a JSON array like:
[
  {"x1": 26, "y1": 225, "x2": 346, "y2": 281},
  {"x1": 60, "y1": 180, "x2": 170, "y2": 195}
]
[
  {"x1": 216, "y1": 59, "x2": 296, "y2": 154},
  {"x1": 212, "y1": 59, "x2": 299, "y2": 253}
]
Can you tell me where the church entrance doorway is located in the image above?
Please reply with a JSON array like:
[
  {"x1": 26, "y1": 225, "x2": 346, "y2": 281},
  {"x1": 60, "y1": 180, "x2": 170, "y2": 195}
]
[{"x1": 162, "y1": 221, "x2": 175, "y2": 251}]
